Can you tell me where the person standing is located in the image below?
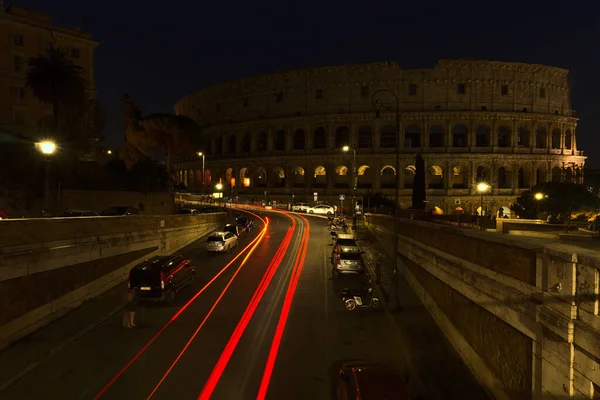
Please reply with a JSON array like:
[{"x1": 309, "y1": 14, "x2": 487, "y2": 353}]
[{"x1": 123, "y1": 289, "x2": 137, "y2": 328}]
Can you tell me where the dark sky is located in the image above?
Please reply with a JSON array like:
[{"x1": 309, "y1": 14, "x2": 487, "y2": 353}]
[{"x1": 15, "y1": 1, "x2": 600, "y2": 166}]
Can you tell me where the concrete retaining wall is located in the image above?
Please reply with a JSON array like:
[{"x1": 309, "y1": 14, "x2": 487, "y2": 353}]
[
  {"x1": 0, "y1": 213, "x2": 225, "y2": 350},
  {"x1": 59, "y1": 189, "x2": 176, "y2": 215},
  {"x1": 365, "y1": 213, "x2": 600, "y2": 400}
]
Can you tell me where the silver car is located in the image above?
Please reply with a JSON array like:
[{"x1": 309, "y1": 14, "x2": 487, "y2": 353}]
[
  {"x1": 205, "y1": 231, "x2": 238, "y2": 252},
  {"x1": 333, "y1": 234, "x2": 360, "y2": 254},
  {"x1": 332, "y1": 251, "x2": 365, "y2": 275}
]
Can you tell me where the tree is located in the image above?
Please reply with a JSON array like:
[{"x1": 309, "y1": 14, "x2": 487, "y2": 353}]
[
  {"x1": 512, "y1": 182, "x2": 600, "y2": 231},
  {"x1": 26, "y1": 46, "x2": 86, "y2": 137},
  {"x1": 121, "y1": 94, "x2": 151, "y2": 168},
  {"x1": 411, "y1": 153, "x2": 426, "y2": 210}
]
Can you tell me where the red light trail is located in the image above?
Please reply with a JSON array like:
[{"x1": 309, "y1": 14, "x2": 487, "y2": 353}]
[{"x1": 93, "y1": 210, "x2": 267, "y2": 400}]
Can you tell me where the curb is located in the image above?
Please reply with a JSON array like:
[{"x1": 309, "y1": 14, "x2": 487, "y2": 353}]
[{"x1": 0, "y1": 303, "x2": 124, "y2": 393}]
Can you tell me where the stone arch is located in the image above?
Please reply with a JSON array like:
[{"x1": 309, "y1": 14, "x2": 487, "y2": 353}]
[
  {"x1": 225, "y1": 168, "x2": 234, "y2": 186},
  {"x1": 292, "y1": 166, "x2": 305, "y2": 187},
  {"x1": 497, "y1": 166, "x2": 511, "y2": 188},
  {"x1": 565, "y1": 168, "x2": 573, "y2": 183},
  {"x1": 551, "y1": 166, "x2": 562, "y2": 183},
  {"x1": 451, "y1": 165, "x2": 467, "y2": 189},
  {"x1": 334, "y1": 165, "x2": 349, "y2": 188},
  {"x1": 313, "y1": 127, "x2": 326, "y2": 149},
  {"x1": 255, "y1": 167, "x2": 267, "y2": 187},
  {"x1": 452, "y1": 124, "x2": 468, "y2": 147},
  {"x1": 241, "y1": 133, "x2": 251, "y2": 153},
  {"x1": 565, "y1": 130, "x2": 572, "y2": 150},
  {"x1": 535, "y1": 127, "x2": 547, "y2": 148},
  {"x1": 257, "y1": 131, "x2": 268, "y2": 151},
  {"x1": 404, "y1": 124, "x2": 421, "y2": 148},
  {"x1": 428, "y1": 165, "x2": 444, "y2": 189},
  {"x1": 497, "y1": 126, "x2": 511, "y2": 147},
  {"x1": 273, "y1": 166, "x2": 285, "y2": 187},
  {"x1": 357, "y1": 165, "x2": 374, "y2": 189},
  {"x1": 357, "y1": 126, "x2": 373, "y2": 148},
  {"x1": 314, "y1": 165, "x2": 327, "y2": 187},
  {"x1": 403, "y1": 165, "x2": 415, "y2": 189},
  {"x1": 551, "y1": 128, "x2": 561, "y2": 149},
  {"x1": 227, "y1": 135, "x2": 236, "y2": 153},
  {"x1": 195, "y1": 169, "x2": 203, "y2": 186},
  {"x1": 380, "y1": 125, "x2": 396, "y2": 148},
  {"x1": 275, "y1": 130, "x2": 286, "y2": 151},
  {"x1": 381, "y1": 165, "x2": 396, "y2": 189},
  {"x1": 204, "y1": 169, "x2": 212, "y2": 185},
  {"x1": 429, "y1": 125, "x2": 444, "y2": 147},
  {"x1": 475, "y1": 125, "x2": 490, "y2": 147},
  {"x1": 517, "y1": 126, "x2": 530, "y2": 147},
  {"x1": 293, "y1": 129, "x2": 305, "y2": 150},
  {"x1": 335, "y1": 126, "x2": 350, "y2": 148}
]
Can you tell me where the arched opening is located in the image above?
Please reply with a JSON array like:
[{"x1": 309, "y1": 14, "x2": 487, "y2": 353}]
[
  {"x1": 334, "y1": 126, "x2": 350, "y2": 148},
  {"x1": 275, "y1": 130, "x2": 286, "y2": 151},
  {"x1": 498, "y1": 206, "x2": 511, "y2": 218},
  {"x1": 227, "y1": 135, "x2": 236, "y2": 153},
  {"x1": 497, "y1": 126, "x2": 511, "y2": 147},
  {"x1": 565, "y1": 130, "x2": 572, "y2": 150},
  {"x1": 517, "y1": 127, "x2": 530, "y2": 147},
  {"x1": 240, "y1": 167, "x2": 252, "y2": 188},
  {"x1": 357, "y1": 165, "x2": 374, "y2": 189},
  {"x1": 255, "y1": 167, "x2": 267, "y2": 187},
  {"x1": 428, "y1": 165, "x2": 444, "y2": 189},
  {"x1": 204, "y1": 169, "x2": 212, "y2": 186},
  {"x1": 475, "y1": 125, "x2": 490, "y2": 147},
  {"x1": 429, "y1": 125, "x2": 444, "y2": 147},
  {"x1": 453, "y1": 124, "x2": 468, "y2": 147},
  {"x1": 565, "y1": 168, "x2": 573, "y2": 183},
  {"x1": 293, "y1": 129, "x2": 305, "y2": 150},
  {"x1": 432, "y1": 206, "x2": 443, "y2": 215},
  {"x1": 381, "y1": 166, "x2": 396, "y2": 189},
  {"x1": 357, "y1": 126, "x2": 373, "y2": 148},
  {"x1": 551, "y1": 167, "x2": 562, "y2": 183},
  {"x1": 551, "y1": 128, "x2": 561, "y2": 149},
  {"x1": 535, "y1": 127, "x2": 547, "y2": 148},
  {"x1": 215, "y1": 136, "x2": 223, "y2": 154},
  {"x1": 403, "y1": 165, "x2": 415, "y2": 189},
  {"x1": 314, "y1": 165, "x2": 327, "y2": 187},
  {"x1": 334, "y1": 165, "x2": 349, "y2": 188},
  {"x1": 242, "y1": 133, "x2": 251, "y2": 153},
  {"x1": 257, "y1": 131, "x2": 268, "y2": 151},
  {"x1": 380, "y1": 126, "x2": 396, "y2": 148},
  {"x1": 498, "y1": 167, "x2": 510, "y2": 188},
  {"x1": 273, "y1": 167, "x2": 285, "y2": 187},
  {"x1": 292, "y1": 166, "x2": 305, "y2": 188},
  {"x1": 404, "y1": 125, "x2": 421, "y2": 147},
  {"x1": 225, "y1": 168, "x2": 234, "y2": 186},
  {"x1": 313, "y1": 127, "x2": 326, "y2": 149},
  {"x1": 476, "y1": 166, "x2": 489, "y2": 182},
  {"x1": 517, "y1": 168, "x2": 525, "y2": 188},
  {"x1": 452, "y1": 166, "x2": 466, "y2": 189}
]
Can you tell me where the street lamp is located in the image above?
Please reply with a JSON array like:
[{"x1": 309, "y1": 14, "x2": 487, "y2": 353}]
[
  {"x1": 342, "y1": 145, "x2": 357, "y2": 226},
  {"x1": 198, "y1": 151, "x2": 206, "y2": 199},
  {"x1": 534, "y1": 192, "x2": 545, "y2": 217},
  {"x1": 476, "y1": 182, "x2": 490, "y2": 216},
  {"x1": 371, "y1": 89, "x2": 400, "y2": 309},
  {"x1": 35, "y1": 140, "x2": 57, "y2": 214},
  {"x1": 215, "y1": 182, "x2": 223, "y2": 208}
]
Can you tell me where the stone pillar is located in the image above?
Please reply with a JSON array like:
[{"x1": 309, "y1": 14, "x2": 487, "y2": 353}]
[{"x1": 422, "y1": 122, "x2": 430, "y2": 148}]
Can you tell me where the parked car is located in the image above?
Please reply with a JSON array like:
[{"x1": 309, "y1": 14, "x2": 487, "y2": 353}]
[
  {"x1": 57, "y1": 210, "x2": 99, "y2": 217},
  {"x1": 176, "y1": 208, "x2": 198, "y2": 214},
  {"x1": 0, "y1": 210, "x2": 8, "y2": 219},
  {"x1": 292, "y1": 203, "x2": 310, "y2": 212},
  {"x1": 337, "y1": 361, "x2": 411, "y2": 400},
  {"x1": 101, "y1": 206, "x2": 141, "y2": 216},
  {"x1": 206, "y1": 231, "x2": 238, "y2": 252},
  {"x1": 332, "y1": 234, "x2": 361, "y2": 255},
  {"x1": 306, "y1": 204, "x2": 334, "y2": 215},
  {"x1": 128, "y1": 255, "x2": 195, "y2": 304},
  {"x1": 331, "y1": 251, "x2": 365, "y2": 275}
]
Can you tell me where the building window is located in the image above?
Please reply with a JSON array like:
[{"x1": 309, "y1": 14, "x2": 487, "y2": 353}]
[
  {"x1": 539, "y1": 88, "x2": 546, "y2": 98},
  {"x1": 13, "y1": 55, "x2": 23, "y2": 72},
  {"x1": 361, "y1": 86, "x2": 369, "y2": 98},
  {"x1": 408, "y1": 84, "x2": 417, "y2": 96},
  {"x1": 13, "y1": 34, "x2": 23, "y2": 46},
  {"x1": 481, "y1": 106, "x2": 487, "y2": 111},
  {"x1": 434, "y1": 105, "x2": 441, "y2": 111},
  {"x1": 44, "y1": 41, "x2": 52, "y2": 51},
  {"x1": 315, "y1": 89, "x2": 322, "y2": 99},
  {"x1": 522, "y1": 107, "x2": 528, "y2": 112},
  {"x1": 71, "y1": 47, "x2": 80, "y2": 58},
  {"x1": 276, "y1": 92, "x2": 284, "y2": 102},
  {"x1": 242, "y1": 97, "x2": 249, "y2": 107},
  {"x1": 501, "y1": 85, "x2": 509, "y2": 96},
  {"x1": 13, "y1": 87, "x2": 25, "y2": 100},
  {"x1": 457, "y1": 83, "x2": 466, "y2": 94}
]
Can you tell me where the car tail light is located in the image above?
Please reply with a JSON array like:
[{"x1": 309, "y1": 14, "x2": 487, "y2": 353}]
[{"x1": 160, "y1": 272, "x2": 165, "y2": 291}]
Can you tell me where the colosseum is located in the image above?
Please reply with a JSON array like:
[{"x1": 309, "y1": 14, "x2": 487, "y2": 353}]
[{"x1": 174, "y1": 59, "x2": 585, "y2": 215}]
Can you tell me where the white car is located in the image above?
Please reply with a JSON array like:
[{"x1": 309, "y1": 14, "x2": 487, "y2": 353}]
[
  {"x1": 205, "y1": 231, "x2": 238, "y2": 252},
  {"x1": 292, "y1": 203, "x2": 310, "y2": 212},
  {"x1": 307, "y1": 205, "x2": 334, "y2": 215}
]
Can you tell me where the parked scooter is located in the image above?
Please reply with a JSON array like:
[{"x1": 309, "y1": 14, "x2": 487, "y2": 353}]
[{"x1": 341, "y1": 282, "x2": 381, "y2": 311}]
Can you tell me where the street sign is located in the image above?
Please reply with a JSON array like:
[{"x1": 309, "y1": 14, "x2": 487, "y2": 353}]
[
  {"x1": 339, "y1": 194, "x2": 345, "y2": 201},
  {"x1": 313, "y1": 192, "x2": 318, "y2": 202}
]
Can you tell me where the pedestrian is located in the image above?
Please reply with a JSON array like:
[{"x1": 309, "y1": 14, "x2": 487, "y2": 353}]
[{"x1": 123, "y1": 288, "x2": 137, "y2": 328}]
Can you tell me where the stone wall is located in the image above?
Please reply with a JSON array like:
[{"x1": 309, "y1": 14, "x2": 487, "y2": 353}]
[
  {"x1": 365, "y1": 213, "x2": 600, "y2": 399},
  {"x1": 59, "y1": 189, "x2": 175, "y2": 215},
  {"x1": 0, "y1": 212, "x2": 225, "y2": 350}
]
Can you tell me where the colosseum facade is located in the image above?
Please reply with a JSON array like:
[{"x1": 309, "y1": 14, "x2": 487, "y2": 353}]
[{"x1": 174, "y1": 59, "x2": 585, "y2": 215}]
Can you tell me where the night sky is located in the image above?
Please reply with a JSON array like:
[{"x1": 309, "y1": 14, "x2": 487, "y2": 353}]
[{"x1": 14, "y1": 1, "x2": 599, "y2": 166}]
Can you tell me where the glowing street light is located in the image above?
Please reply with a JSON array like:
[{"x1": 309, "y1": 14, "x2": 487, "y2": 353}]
[
  {"x1": 37, "y1": 140, "x2": 56, "y2": 155},
  {"x1": 35, "y1": 140, "x2": 57, "y2": 214},
  {"x1": 534, "y1": 192, "x2": 544, "y2": 201},
  {"x1": 198, "y1": 151, "x2": 206, "y2": 197},
  {"x1": 534, "y1": 192, "x2": 546, "y2": 216},
  {"x1": 215, "y1": 183, "x2": 223, "y2": 190},
  {"x1": 476, "y1": 182, "x2": 490, "y2": 216},
  {"x1": 107, "y1": 150, "x2": 112, "y2": 155}
]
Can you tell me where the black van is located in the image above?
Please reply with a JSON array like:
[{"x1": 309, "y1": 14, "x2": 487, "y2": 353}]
[{"x1": 128, "y1": 255, "x2": 195, "y2": 304}]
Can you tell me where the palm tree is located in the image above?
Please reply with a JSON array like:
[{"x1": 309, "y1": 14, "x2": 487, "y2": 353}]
[{"x1": 26, "y1": 45, "x2": 86, "y2": 134}]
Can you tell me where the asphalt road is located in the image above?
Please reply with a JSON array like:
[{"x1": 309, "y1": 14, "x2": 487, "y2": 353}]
[{"x1": 1, "y1": 209, "x2": 486, "y2": 400}]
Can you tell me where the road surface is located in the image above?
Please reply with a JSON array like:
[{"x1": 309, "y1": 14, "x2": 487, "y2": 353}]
[{"x1": 0, "y1": 209, "x2": 488, "y2": 400}]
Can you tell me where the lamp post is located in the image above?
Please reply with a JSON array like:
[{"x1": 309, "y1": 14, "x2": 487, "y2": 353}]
[
  {"x1": 36, "y1": 140, "x2": 57, "y2": 215},
  {"x1": 371, "y1": 89, "x2": 400, "y2": 309},
  {"x1": 198, "y1": 151, "x2": 205, "y2": 200},
  {"x1": 343, "y1": 145, "x2": 357, "y2": 228},
  {"x1": 215, "y1": 182, "x2": 223, "y2": 208},
  {"x1": 476, "y1": 182, "x2": 490, "y2": 216},
  {"x1": 534, "y1": 192, "x2": 545, "y2": 217}
]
